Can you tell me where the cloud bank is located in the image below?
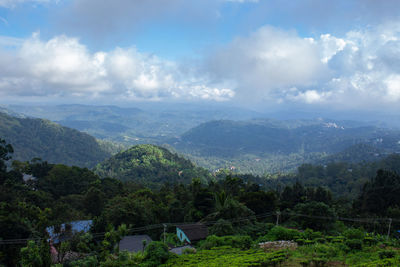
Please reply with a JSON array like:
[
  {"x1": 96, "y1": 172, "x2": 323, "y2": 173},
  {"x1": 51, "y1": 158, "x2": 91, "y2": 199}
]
[
  {"x1": 1, "y1": 20, "x2": 400, "y2": 109},
  {"x1": 204, "y1": 22, "x2": 400, "y2": 109},
  {"x1": 0, "y1": 33, "x2": 234, "y2": 102}
]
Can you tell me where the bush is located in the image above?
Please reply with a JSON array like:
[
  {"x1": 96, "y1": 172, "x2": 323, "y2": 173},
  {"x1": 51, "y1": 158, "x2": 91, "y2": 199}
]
[
  {"x1": 263, "y1": 226, "x2": 302, "y2": 241},
  {"x1": 200, "y1": 235, "x2": 252, "y2": 250},
  {"x1": 143, "y1": 241, "x2": 170, "y2": 267},
  {"x1": 331, "y1": 236, "x2": 345, "y2": 243},
  {"x1": 303, "y1": 229, "x2": 322, "y2": 240},
  {"x1": 296, "y1": 239, "x2": 306, "y2": 245},
  {"x1": 363, "y1": 236, "x2": 378, "y2": 246},
  {"x1": 345, "y1": 239, "x2": 363, "y2": 251},
  {"x1": 209, "y1": 219, "x2": 234, "y2": 236},
  {"x1": 343, "y1": 228, "x2": 365, "y2": 240},
  {"x1": 378, "y1": 250, "x2": 396, "y2": 259},
  {"x1": 312, "y1": 257, "x2": 328, "y2": 267}
]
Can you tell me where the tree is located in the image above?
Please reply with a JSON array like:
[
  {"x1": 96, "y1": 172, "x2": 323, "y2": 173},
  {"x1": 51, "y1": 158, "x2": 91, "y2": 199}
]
[
  {"x1": 240, "y1": 191, "x2": 278, "y2": 215},
  {"x1": 0, "y1": 138, "x2": 13, "y2": 182},
  {"x1": 20, "y1": 241, "x2": 44, "y2": 267},
  {"x1": 293, "y1": 201, "x2": 336, "y2": 231},
  {"x1": 355, "y1": 169, "x2": 400, "y2": 215}
]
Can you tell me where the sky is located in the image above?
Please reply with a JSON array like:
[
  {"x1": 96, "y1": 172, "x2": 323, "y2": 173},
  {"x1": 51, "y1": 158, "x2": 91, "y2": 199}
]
[{"x1": 1, "y1": 0, "x2": 400, "y2": 114}]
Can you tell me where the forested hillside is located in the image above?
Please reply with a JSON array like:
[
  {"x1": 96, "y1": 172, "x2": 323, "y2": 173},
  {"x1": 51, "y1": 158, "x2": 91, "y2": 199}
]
[
  {"x1": 94, "y1": 144, "x2": 211, "y2": 186},
  {"x1": 176, "y1": 119, "x2": 400, "y2": 156},
  {"x1": 2, "y1": 139, "x2": 400, "y2": 266},
  {"x1": 5, "y1": 104, "x2": 260, "y2": 144},
  {"x1": 171, "y1": 119, "x2": 400, "y2": 174},
  {"x1": 0, "y1": 112, "x2": 110, "y2": 168}
]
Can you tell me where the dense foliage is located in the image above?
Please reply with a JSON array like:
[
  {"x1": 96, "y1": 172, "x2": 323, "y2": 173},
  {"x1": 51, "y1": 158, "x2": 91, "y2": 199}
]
[
  {"x1": 0, "y1": 112, "x2": 110, "y2": 168},
  {"x1": 94, "y1": 144, "x2": 211, "y2": 186},
  {"x1": 1, "y1": 138, "x2": 400, "y2": 266},
  {"x1": 175, "y1": 119, "x2": 400, "y2": 156},
  {"x1": 265, "y1": 154, "x2": 400, "y2": 198}
]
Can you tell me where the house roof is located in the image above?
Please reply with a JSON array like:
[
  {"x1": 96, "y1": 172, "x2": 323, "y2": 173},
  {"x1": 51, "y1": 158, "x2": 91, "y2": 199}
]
[
  {"x1": 119, "y1": 235, "x2": 153, "y2": 253},
  {"x1": 177, "y1": 224, "x2": 208, "y2": 242}
]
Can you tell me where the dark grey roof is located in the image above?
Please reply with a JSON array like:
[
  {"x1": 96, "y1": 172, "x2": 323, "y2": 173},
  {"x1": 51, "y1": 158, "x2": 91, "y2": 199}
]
[
  {"x1": 119, "y1": 235, "x2": 153, "y2": 253},
  {"x1": 177, "y1": 224, "x2": 208, "y2": 241}
]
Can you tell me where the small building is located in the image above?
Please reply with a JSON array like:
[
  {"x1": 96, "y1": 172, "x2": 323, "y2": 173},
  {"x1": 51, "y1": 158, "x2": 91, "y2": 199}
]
[
  {"x1": 176, "y1": 224, "x2": 208, "y2": 244},
  {"x1": 119, "y1": 235, "x2": 153, "y2": 253}
]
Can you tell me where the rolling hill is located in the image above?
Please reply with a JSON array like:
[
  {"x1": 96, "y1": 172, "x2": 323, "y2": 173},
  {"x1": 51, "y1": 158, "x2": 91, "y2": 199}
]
[
  {"x1": 94, "y1": 144, "x2": 211, "y2": 186},
  {"x1": 170, "y1": 119, "x2": 400, "y2": 174},
  {"x1": 0, "y1": 112, "x2": 110, "y2": 168}
]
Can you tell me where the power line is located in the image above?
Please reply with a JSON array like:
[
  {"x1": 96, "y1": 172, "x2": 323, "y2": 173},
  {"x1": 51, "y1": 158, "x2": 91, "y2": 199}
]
[{"x1": 0, "y1": 211, "x2": 398, "y2": 245}]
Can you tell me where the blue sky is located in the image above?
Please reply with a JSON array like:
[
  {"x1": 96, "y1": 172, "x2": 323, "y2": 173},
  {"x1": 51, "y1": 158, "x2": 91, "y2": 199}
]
[{"x1": 1, "y1": 0, "x2": 400, "y2": 113}]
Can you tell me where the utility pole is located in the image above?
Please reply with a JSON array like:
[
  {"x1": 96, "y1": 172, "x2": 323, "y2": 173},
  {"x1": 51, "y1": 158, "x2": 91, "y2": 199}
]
[
  {"x1": 387, "y1": 218, "x2": 392, "y2": 240},
  {"x1": 276, "y1": 211, "x2": 281, "y2": 226},
  {"x1": 163, "y1": 224, "x2": 167, "y2": 244}
]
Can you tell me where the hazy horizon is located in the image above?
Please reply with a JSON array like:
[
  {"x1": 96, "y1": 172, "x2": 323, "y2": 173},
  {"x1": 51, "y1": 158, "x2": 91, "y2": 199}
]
[{"x1": 1, "y1": 0, "x2": 400, "y2": 117}]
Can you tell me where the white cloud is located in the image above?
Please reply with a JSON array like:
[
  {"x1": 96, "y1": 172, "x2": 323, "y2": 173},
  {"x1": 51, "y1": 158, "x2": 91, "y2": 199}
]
[
  {"x1": 0, "y1": 33, "x2": 234, "y2": 102},
  {"x1": 204, "y1": 22, "x2": 400, "y2": 109},
  {"x1": 288, "y1": 89, "x2": 332, "y2": 104},
  {"x1": 3, "y1": 21, "x2": 400, "y2": 109},
  {"x1": 206, "y1": 26, "x2": 327, "y2": 101}
]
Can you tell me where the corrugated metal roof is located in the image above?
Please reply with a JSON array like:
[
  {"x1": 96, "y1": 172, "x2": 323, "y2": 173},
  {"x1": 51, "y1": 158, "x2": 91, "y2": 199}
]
[{"x1": 119, "y1": 235, "x2": 153, "y2": 253}]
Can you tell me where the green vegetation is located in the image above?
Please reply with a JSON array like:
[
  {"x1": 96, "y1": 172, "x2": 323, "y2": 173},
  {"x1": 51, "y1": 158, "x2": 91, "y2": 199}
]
[
  {"x1": 1, "y1": 138, "x2": 400, "y2": 266},
  {"x1": 0, "y1": 112, "x2": 110, "y2": 168},
  {"x1": 164, "y1": 247, "x2": 288, "y2": 266},
  {"x1": 266, "y1": 154, "x2": 400, "y2": 198},
  {"x1": 94, "y1": 144, "x2": 211, "y2": 186},
  {"x1": 172, "y1": 119, "x2": 400, "y2": 175},
  {"x1": 6, "y1": 104, "x2": 259, "y2": 144}
]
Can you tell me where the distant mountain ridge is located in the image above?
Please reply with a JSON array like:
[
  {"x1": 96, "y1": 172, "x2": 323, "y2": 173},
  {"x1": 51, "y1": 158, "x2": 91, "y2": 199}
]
[
  {"x1": 0, "y1": 112, "x2": 110, "y2": 168},
  {"x1": 173, "y1": 119, "x2": 400, "y2": 156},
  {"x1": 5, "y1": 104, "x2": 262, "y2": 144},
  {"x1": 168, "y1": 119, "x2": 400, "y2": 174}
]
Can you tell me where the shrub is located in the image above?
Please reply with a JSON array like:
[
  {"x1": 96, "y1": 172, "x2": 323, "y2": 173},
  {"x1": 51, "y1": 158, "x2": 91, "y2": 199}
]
[
  {"x1": 303, "y1": 229, "x2": 322, "y2": 240},
  {"x1": 304, "y1": 240, "x2": 314, "y2": 245},
  {"x1": 199, "y1": 235, "x2": 252, "y2": 250},
  {"x1": 296, "y1": 239, "x2": 306, "y2": 245},
  {"x1": 143, "y1": 241, "x2": 170, "y2": 267},
  {"x1": 263, "y1": 226, "x2": 302, "y2": 241},
  {"x1": 209, "y1": 219, "x2": 234, "y2": 236},
  {"x1": 312, "y1": 257, "x2": 328, "y2": 267},
  {"x1": 378, "y1": 250, "x2": 396, "y2": 259},
  {"x1": 345, "y1": 239, "x2": 363, "y2": 251},
  {"x1": 313, "y1": 243, "x2": 340, "y2": 258},
  {"x1": 363, "y1": 236, "x2": 377, "y2": 246},
  {"x1": 343, "y1": 228, "x2": 365, "y2": 240},
  {"x1": 325, "y1": 236, "x2": 335, "y2": 242},
  {"x1": 332, "y1": 236, "x2": 345, "y2": 243},
  {"x1": 300, "y1": 259, "x2": 311, "y2": 267}
]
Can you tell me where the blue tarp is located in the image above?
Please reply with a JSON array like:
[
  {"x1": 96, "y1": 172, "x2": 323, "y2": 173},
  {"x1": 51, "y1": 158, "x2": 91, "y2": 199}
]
[{"x1": 46, "y1": 220, "x2": 92, "y2": 243}]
